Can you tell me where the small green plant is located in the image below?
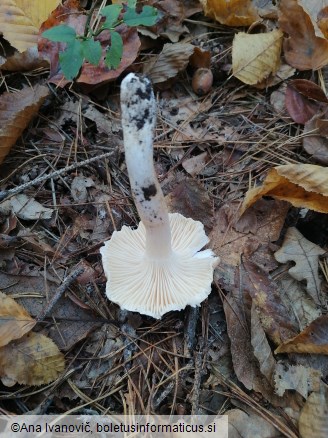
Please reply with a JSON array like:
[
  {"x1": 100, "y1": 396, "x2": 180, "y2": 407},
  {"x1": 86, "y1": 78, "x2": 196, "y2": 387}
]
[{"x1": 42, "y1": 0, "x2": 158, "y2": 81}]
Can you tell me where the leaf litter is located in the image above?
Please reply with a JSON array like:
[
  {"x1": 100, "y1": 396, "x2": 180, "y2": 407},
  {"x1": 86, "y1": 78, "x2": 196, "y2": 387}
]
[{"x1": 0, "y1": 0, "x2": 328, "y2": 436}]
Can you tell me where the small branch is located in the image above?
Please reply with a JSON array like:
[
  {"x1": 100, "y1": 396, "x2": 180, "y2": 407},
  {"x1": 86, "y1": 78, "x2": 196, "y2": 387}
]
[
  {"x1": 0, "y1": 151, "x2": 114, "y2": 202},
  {"x1": 37, "y1": 266, "x2": 85, "y2": 322}
]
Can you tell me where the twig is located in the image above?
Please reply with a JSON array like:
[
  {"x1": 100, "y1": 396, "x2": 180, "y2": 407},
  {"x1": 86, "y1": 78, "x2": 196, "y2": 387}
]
[
  {"x1": 0, "y1": 151, "x2": 114, "y2": 202},
  {"x1": 37, "y1": 266, "x2": 85, "y2": 322}
]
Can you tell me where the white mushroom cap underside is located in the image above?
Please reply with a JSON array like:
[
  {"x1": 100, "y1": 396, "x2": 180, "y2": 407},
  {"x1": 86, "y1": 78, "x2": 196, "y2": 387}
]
[{"x1": 100, "y1": 213, "x2": 218, "y2": 319}]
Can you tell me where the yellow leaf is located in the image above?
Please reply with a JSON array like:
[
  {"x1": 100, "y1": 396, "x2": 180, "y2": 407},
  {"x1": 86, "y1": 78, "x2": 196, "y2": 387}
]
[
  {"x1": 0, "y1": 85, "x2": 49, "y2": 164},
  {"x1": 0, "y1": 332, "x2": 65, "y2": 386},
  {"x1": 0, "y1": 0, "x2": 60, "y2": 52},
  {"x1": 240, "y1": 164, "x2": 328, "y2": 214},
  {"x1": 199, "y1": 0, "x2": 259, "y2": 26},
  {"x1": 0, "y1": 291, "x2": 36, "y2": 347},
  {"x1": 232, "y1": 30, "x2": 283, "y2": 85}
]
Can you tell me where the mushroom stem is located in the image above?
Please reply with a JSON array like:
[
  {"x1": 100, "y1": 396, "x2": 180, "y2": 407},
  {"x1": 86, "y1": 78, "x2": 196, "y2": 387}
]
[{"x1": 121, "y1": 73, "x2": 172, "y2": 259}]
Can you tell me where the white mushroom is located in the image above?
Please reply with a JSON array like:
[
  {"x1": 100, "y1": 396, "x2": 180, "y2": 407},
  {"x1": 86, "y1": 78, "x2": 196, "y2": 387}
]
[{"x1": 100, "y1": 73, "x2": 218, "y2": 319}]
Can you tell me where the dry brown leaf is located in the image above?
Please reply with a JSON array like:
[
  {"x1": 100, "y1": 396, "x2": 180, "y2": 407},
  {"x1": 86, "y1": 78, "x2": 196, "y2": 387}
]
[
  {"x1": 299, "y1": 383, "x2": 328, "y2": 438},
  {"x1": 275, "y1": 315, "x2": 328, "y2": 355},
  {"x1": 224, "y1": 292, "x2": 268, "y2": 392},
  {"x1": 240, "y1": 164, "x2": 328, "y2": 215},
  {"x1": 232, "y1": 30, "x2": 283, "y2": 85},
  {"x1": 0, "y1": 46, "x2": 48, "y2": 71},
  {"x1": 0, "y1": 0, "x2": 60, "y2": 52},
  {"x1": 303, "y1": 112, "x2": 328, "y2": 165},
  {"x1": 299, "y1": 0, "x2": 328, "y2": 38},
  {"x1": 166, "y1": 179, "x2": 213, "y2": 234},
  {"x1": 0, "y1": 291, "x2": 36, "y2": 348},
  {"x1": 182, "y1": 152, "x2": 209, "y2": 177},
  {"x1": 251, "y1": 302, "x2": 276, "y2": 384},
  {"x1": 143, "y1": 43, "x2": 195, "y2": 84},
  {"x1": 0, "y1": 331, "x2": 65, "y2": 386},
  {"x1": 277, "y1": 275, "x2": 321, "y2": 331},
  {"x1": 285, "y1": 79, "x2": 328, "y2": 124},
  {"x1": 211, "y1": 199, "x2": 289, "y2": 288},
  {"x1": 200, "y1": 0, "x2": 260, "y2": 26},
  {"x1": 244, "y1": 260, "x2": 298, "y2": 345},
  {"x1": 274, "y1": 227, "x2": 325, "y2": 304},
  {"x1": 279, "y1": 0, "x2": 328, "y2": 70},
  {"x1": 318, "y1": 6, "x2": 328, "y2": 39},
  {"x1": 0, "y1": 85, "x2": 49, "y2": 164},
  {"x1": 274, "y1": 363, "x2": 321, "y2": 399}
]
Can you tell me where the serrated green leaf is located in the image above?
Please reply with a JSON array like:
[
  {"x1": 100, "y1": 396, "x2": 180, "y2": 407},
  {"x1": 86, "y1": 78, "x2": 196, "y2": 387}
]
[
  {"x1": 105, "y1": 31, "x2": 123, "y2": 69},
  {"x1": 42, "y1": 25, "x2": 77, "y2": 43},
  {"x1": 123, "y1": 6, "x2": 158, "y2": 27},
  {"x1": 59, "y1": 40, "x2": 84, "y2": 80},
  {"x1": 101, "y1": 4, "x2": 122, "y2": 29},
  {"x1": 81, "y1": 39, "x2": 102, "y2": 65}
]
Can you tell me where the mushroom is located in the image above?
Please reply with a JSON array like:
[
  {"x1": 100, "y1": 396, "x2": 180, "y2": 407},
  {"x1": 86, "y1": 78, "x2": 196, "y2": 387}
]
[{"x1": 100, "y1": 73, "x2": 218, "y2": 319}]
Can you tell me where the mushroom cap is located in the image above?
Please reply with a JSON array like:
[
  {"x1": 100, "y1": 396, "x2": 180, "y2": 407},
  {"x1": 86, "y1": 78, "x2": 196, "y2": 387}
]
[{"x1": 100, "y1": 213, "x2": 218, "y2": 319}]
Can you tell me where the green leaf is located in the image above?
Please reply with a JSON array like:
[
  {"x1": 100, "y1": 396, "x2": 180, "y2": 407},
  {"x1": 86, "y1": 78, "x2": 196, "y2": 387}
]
[
  {"x1": 59, "y1": 39, "x2": 84, "y2": 80},
  {"x1": 81, "y1": 39, "x2": 102, "y2": 65},
  {"x1": 42, "y1": 25, "x2": 77, "y2": 43},
  {"x1": 105, "y1": 31, "x2": 123, "y2": 69},
  {"x1": 123, "y1": 5, "x2": 158, "y2": 27},
  {"x1": 101, "y1": 4, "x2": 122, "y2": 29}
]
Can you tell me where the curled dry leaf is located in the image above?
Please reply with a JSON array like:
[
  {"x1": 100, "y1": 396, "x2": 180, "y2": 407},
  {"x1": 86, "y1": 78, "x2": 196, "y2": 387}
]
[
  {"x1": 240, "y1": 164, "x2": 328, "y2": 215},
  {"x1": 232, "y1": 30, "x2": 283, "y2": 85},
  {"x1": 143, "y1": 43, "x2": 195, "y2": 83},
  {"x1": 285, "y1": 79, "x2": 328, "y2": 124},
  {"x1": 298, "y1": 384, "x2": 328, "y2": 438},
  {"x1": 274, "y1": 227, "x2": 325, "y2": 304},
  {"x1": 279, "y1": 0, "x2": 328, "y2": 70},
  {"x1": 0, "y1": 0, "x2": 60, "y2": 52},
  {"x1": 0, "y1": 291, "x2": 36, "y2": 348},
  {"x1": 0, "y1": 331, "x2": 65, "y2": 386},
  {"x1": 275, "y1": 315, "x2": 328, "y2": 355},
  {"x1": 199, "y1": 0, "x2": 259, "y2": 26},
  {"x1": 0, "y1": 85, "x2": 49, "y2": 164}
]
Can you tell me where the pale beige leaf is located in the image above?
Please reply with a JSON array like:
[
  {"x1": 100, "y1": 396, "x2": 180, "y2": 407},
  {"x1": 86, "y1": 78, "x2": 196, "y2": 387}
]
[
  {"x1": 0, "y1": 0, "x2": 60, "y2": 52},
  {"x1": 0, "y1": 291, "x2": 36, "y2": 347},
  {"x1": 299, "y1": 384, "x2": 328, "y2": 438},
  {"x1": 275, "y1": 227, "x2": 325, "y2": 304},
  {"x1": 232, "y1": 30, "x2": 283, "y2": 85},
  {"x1": 228, "y1": 409, "x2": 280, "y2": 438},
  {"x1": 240, "y1": 164, "x2": 328, "y2": 214},
  {"x1": 143, "y1": 43, "x2": 195, "y2": 83},
  {"x1": 274, "y1": 363, "x2": 321, "y2": 398},
  {"x1": 0, "y1": 85, "x2": 49, "y2": 164},
  {"x1": 0, "y1": 332, "x2": 65, "y2": 386}
]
